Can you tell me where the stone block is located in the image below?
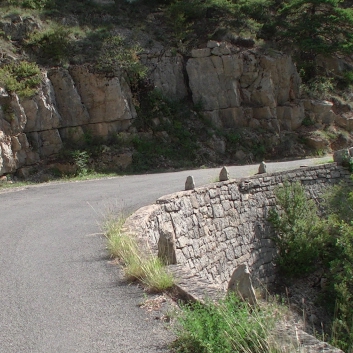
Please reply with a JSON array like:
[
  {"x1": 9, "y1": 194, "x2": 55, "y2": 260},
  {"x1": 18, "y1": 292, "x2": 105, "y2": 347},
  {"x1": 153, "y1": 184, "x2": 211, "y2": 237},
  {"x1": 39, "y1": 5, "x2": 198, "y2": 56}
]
[
  {"x1": 258, "y1": 161, "x2": 267, "y2": 174},
  {"x1": 219, "y1": 166, "x2": 230, "y2": 181},
  {"x1": 333, "y1": 148, "x2": 350, "y2": 165},
  {"x1": 185, "y1": 176, "x2": 195, "y2": 190},
  {"x1": 228, "y1": 264, "x2": 257, "y2": 305},
  {"x1": 191, "y1": 48, "x2": 211, "y2": 58}
]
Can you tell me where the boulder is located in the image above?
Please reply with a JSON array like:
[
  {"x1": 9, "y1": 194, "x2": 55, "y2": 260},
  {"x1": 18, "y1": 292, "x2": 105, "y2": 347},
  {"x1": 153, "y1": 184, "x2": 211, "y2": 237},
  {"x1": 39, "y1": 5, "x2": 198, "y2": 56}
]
[
  {"x1": 304, "y1": 100, "x2": 336, "y2": 125},
  {"x1": 335, "y1": 112, "x2": 353, "y2": 131},
  {"x1": 191, "y1": 48, "x2": 211, "y2": 58},
  {"x1": 305, "y1": 134, "x2": 330, "y2": 150},
  {"x1": 0, "y1": 16, "x2": 40, "y2": 41}
]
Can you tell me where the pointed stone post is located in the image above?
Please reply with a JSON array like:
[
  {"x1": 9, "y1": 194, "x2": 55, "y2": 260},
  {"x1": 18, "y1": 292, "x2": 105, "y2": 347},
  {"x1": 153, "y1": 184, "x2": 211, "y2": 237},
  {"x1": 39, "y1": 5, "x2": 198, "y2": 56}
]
[
  {"x1": 185, "y1": 176, "x2": 195, "y2": 190},
  {"x1": 219, "y1": 166, "x2": 229, "y2": 181},
  {"x1": 258, "y1": 161, "x2": 267, "y2": 174}
]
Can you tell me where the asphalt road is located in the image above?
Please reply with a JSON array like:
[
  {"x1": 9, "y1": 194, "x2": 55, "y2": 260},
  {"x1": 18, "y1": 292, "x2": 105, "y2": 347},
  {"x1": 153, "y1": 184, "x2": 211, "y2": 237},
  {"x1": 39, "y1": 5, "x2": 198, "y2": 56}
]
[{"x1": 0, "y1": 156, "x2": 331, "y2": 352}]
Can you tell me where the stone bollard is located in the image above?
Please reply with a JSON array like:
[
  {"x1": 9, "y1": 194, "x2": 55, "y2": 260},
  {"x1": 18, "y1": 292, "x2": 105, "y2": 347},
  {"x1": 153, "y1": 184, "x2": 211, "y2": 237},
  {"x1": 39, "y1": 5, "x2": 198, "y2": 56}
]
[
  {"x1": 228, "y1": 264, "x2": 257, "y2": 306},
  {"x1": 333, "y1": 148, "x2": 350, "y2": 165},
  {"x1": 258, "y1": 161, "x2": 267, "y2": 174},
  {"x1": 219, "y1": 166, "x2": 229, "y2": 181},
  {"x1": 185, "y1": 176, "x2": 195, "y2": 190}
]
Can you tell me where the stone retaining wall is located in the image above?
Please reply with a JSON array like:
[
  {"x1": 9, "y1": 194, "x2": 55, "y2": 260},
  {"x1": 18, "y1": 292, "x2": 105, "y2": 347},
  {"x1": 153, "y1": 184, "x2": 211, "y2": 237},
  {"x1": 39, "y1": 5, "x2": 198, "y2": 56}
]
[
  {"x1": 125, "y1": 163, "x2": 352, "y2": 291},
  {"x1": 124, "y1": 163, "x2": 351, "y2": 353}
]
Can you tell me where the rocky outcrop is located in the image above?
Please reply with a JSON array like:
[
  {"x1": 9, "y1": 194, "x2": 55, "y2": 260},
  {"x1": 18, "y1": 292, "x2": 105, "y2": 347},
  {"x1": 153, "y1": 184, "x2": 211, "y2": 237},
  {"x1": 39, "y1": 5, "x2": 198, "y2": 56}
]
[
  {"x1": 0, "y1": 67, "x2": 137, "y2": 176},
  {"x1": 0, "y1": 41, "x2": 349, "y2": 176},
  {"x1": 145, "y1": 52, "x2": 188, "y2": 100},
  {"x1": 0, "y1": 15, "x2": 40, "y2": 41},
  {"x1": 186, "y1": 47, "x2": 302, "y2": 131}
]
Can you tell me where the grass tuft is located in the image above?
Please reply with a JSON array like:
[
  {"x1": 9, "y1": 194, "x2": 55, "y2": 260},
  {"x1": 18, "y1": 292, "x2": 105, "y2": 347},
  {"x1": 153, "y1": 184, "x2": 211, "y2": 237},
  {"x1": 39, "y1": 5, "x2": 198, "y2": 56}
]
[
  {"x1": 103, "y1": 215, "x2": 174, "y2": 292},
  {"x1": 172, "y1": 293, "x2": 287, "y2": 353}
]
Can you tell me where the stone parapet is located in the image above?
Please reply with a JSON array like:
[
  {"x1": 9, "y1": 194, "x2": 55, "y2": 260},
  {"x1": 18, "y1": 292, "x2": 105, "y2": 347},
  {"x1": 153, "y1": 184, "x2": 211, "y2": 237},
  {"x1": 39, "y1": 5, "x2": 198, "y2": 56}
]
[
  {"x1": 125, "y1": 163, "x2": 348, "y2": 353},
  {"x1": 127, "y1": 163, "x2": 351, "y2": 290}
]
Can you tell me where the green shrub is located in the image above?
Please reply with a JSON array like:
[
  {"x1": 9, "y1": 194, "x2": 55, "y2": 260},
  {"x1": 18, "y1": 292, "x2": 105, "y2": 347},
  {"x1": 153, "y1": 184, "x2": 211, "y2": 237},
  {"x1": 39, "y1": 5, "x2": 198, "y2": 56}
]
[
  {"x1": 26, "y1": 26, "x2": 72, "y2": 65},
  {"x1": 260, "y1": 0, "x2": 353, "y2": 57},
  {"x1": 132, "y1": 89, "x2": 200, "y2": 172},
  {"x1": 172, "y1": 294, "x2": 279, "y2": 353},
  {"x1": 268, "y1": 181, "x2": 326, "y2": 276},
  {"x1": 269, "y1": 180, "x2": 353, "y2": 351},
  {"x1": 5, "y1": 0, "x2": 54, "y2": 8},
  {"x1": 300, "y1": 75, "x2": 334, "y2": 99},
  {"x1": 329, "y1": 221, "x2": 353, "y2": 352},
  {"x1": 0, "y1": 61, "x2": 41, "y2": 97},
  {"x1": 95, "y1": 35, "x2": 147, "y2": 85},
  {"x1": 71, "y1": 150, "x2": 90, "y2": 176},
  {"x1": 140, "y1": 257, "x2": 175, "y2": 292},
  {"x1": 324, "y1": 183, "x2": 353, "y2": 352}
]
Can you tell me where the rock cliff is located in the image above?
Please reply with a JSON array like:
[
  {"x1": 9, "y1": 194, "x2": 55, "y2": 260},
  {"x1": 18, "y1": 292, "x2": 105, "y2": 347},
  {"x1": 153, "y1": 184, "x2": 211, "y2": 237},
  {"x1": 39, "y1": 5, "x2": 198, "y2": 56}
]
[{"x1": 0, "y1": 42, "x2": 350, "y2": 177}]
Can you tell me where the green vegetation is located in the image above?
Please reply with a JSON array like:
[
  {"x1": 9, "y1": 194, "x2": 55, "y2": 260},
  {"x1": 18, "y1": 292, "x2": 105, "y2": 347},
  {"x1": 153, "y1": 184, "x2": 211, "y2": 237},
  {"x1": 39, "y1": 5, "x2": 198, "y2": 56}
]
[
  {"x1": 268, "y1": 181, "x2": 353, "y2": 352},
  {"x1": 172, "y1": 294, "x2": 282, "y2": 353},
  {"x1": 104, "y1": 215, "x2": 174, "y2": 292},
  {"x1": 268, "y1": 181, "x2": 326, "y2": 276},
  {"x1": 0, "y1": 61, "x2": 41, "y2": 97},
  {"x1": 25, "y1": 26, "x2": 72, "y2": 65},
  {"x1": 132, "y1": 89, "x2": 204, "y2": 172},
  {"x1": 95, "y1": 35, "x2": 147, "y2": 85},
  {"x1": 71, "y1": 150, "x2": 90, "y2": 176}
]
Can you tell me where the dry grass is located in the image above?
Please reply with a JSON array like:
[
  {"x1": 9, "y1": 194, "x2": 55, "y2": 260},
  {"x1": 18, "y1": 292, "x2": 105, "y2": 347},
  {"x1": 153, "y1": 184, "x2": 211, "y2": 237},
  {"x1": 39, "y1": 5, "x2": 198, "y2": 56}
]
[{"x1": 103, "y1": 215, "x2": 174, "y2": 292}]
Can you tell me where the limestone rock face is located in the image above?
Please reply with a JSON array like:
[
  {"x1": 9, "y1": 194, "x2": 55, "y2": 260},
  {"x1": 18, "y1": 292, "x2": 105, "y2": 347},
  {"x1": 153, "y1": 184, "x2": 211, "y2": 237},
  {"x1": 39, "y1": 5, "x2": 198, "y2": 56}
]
[
  {"x1": 187, "y1": 54, "x2": 243, "y2": 111},
  {"x1": 0, "y1": 65, "x2": 138, "y2": 176},
  {"x1": 70, "y1": 66, "x2": 136, "y2": 126},
  {"x1": 48, "y1": 68, "x2": 89, "y2": 128},
  {"x1": 147, "y1": 53, "x2": 188, "y2": 100},
  {"x1": 22, "y1": 72, "x2": 62, "y2": 132},
  {"x1": 1, "y1": 43, "x2": 352, "y2": 177},
  {"x1": 186, "y1": 48, "x2": 302, "y2": 130}
]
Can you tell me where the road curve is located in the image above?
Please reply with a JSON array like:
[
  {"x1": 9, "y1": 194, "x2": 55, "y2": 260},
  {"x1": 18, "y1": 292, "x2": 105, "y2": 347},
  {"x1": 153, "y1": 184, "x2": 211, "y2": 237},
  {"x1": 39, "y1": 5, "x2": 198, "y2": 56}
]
[{"x1": 0, "y1": 157, "x2": 331, "y2": 352}]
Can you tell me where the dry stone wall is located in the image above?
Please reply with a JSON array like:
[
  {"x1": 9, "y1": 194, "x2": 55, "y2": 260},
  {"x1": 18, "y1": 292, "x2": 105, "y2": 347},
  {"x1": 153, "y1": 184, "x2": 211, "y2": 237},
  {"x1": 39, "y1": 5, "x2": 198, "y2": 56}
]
[
  {"x1": 126, "y1": 163, "x2": 352, "y2": 291},
  {"x1": 123, "y1": 163, "x2": 350, "y2": 353}
]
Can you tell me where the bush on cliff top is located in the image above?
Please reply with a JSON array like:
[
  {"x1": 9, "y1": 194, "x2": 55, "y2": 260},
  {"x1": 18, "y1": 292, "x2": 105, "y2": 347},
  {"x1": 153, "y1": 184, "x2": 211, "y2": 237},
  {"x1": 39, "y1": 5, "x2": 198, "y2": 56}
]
[{"x1": 0, "y1": 61, "x2": 41, "y2": 97}]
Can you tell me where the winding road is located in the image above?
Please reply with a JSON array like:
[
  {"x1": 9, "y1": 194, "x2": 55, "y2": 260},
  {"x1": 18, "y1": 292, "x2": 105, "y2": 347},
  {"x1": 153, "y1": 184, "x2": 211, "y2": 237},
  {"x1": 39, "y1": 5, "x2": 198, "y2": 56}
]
[{"x1": 0, "y1": 157, "x2": 331, "y2": 352}]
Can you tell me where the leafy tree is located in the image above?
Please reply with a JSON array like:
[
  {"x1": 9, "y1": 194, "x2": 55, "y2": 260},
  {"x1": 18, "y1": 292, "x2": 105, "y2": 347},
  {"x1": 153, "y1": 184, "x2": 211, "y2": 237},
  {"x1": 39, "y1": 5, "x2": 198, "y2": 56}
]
[{"x1": 261, "y1": 0, "x2": 353, "y2": 57}]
